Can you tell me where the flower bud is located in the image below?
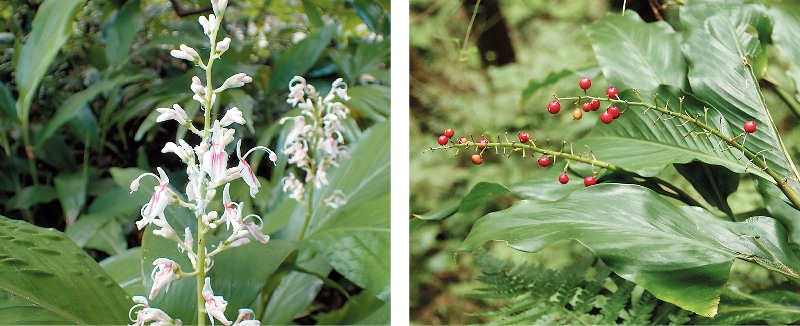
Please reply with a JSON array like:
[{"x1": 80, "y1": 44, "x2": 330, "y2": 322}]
[
  {"x1": 199, "y1": 14, "x2": 217, "y2": 35},
  {"x1": 130, "y1": 179, "x2": 140, "y2": 193},
  {"x1": 191, "y1": 76, "x2": 205, "y2": 95},
  {"x1": 216, "y1": 37, "x2": 231, "y2": 54},
  {"x1": 156, "y1": 104, "x2": 189, "y2": 125},
  {"x1": 219, "y1": 73, "x2": 252, "y2": 91},
  {"x1": 220, "y1": 107, "x2": 245, "y2": 127},
  {"x1": 212, "y1": 0, "x2": 228, "y2": 16}
]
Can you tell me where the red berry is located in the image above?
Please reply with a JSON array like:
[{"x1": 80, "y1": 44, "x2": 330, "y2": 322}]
[
  {"x1": 437, "y1": 135, "x2": 448, "y2": 146},
  {"x1": 573, "y1": 108, "x2": 583, "y2": 120},
  {"x1": 458, "y1": 137, "x2": 468, "y2": 144},
  {"x1": 608, "y1": 106, "x2": 621, "y2": 119},
  {"x1": 606, "y1": 87, "x2": 619, "y2": 99},
  {"x1": 590, "y1": 100, "x2": 601, "y2": 111},
  {"x1": 478, "y1": 138, "x2": 488, "y2": 150},
  {"x1": 471, "y1": 154, "x2": 483, "y2": 165},
  {"x1": 584, "y1": 176, "x2": 597, "y2": 187},
  {"x1": 600, "y1": 111, "x2": 613, "y2": 124},
  {"x1": 538, "y1": 156, "x2": 550, "y2": 167},
  {"x1": 582, "y1": 102, "x2": 592, "y2": 112},
  {"x1": 444, "y1": 128, "x2": 455, "y2": 138},
  {"x1": 518, "y1": 132, "x2": 530, "y2": 143},
  {"x1": 579, "y1": 78, "x2": 591, "y2": 91},
  {"x1": 548, "y1": 101, "x2": 561, "y2": 114},
  {"x1": 744, "y1": 121, "x2": 756, "y2": 133},
  {"x1": 558, "y1": 174, "x2": 569, "y2": 184}
]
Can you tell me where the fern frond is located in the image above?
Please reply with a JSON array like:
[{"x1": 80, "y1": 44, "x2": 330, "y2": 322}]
[{"x1": 469, "y1": 249, "x2": 694, "y2": 325}]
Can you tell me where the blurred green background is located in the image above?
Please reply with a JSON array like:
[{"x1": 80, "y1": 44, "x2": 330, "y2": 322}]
[{"x1": 409, "y1": 0, "x2": 800, "y2": 324}]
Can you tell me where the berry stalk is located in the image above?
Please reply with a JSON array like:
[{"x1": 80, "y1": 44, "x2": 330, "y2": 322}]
[{"x1": 555, "y1": 92, "x2": 800, "y2": 209}]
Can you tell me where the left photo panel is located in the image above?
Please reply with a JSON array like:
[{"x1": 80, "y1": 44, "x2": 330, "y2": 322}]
[{"x1": 0, "y1": 0, "x2": 390, "y2": 324}]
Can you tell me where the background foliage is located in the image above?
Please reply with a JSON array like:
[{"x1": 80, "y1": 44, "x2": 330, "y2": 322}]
[
  {"x1": 0, "y1": 0, "x2": 390, "y2": 324},
  {"x1": 410, "y1": 0, "x2": 800, "y2": 324}
]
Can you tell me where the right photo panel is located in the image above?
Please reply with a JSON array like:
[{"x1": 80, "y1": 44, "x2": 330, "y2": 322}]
[{"x1": 410, "y1": 1, "x2": 800, "y2": 324}]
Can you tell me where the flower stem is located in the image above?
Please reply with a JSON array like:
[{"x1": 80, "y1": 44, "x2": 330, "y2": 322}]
[{"x1": 196, "y1": 220, "x2": 207, "y2": 326}]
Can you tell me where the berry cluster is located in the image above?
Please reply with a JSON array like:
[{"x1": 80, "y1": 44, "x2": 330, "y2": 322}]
[
  {"x1": 433, "y1": 77, "x2": 763, "y2": 188},
  {"x1": 551, "y1": 78, "x2": 623, "y2": 125}
]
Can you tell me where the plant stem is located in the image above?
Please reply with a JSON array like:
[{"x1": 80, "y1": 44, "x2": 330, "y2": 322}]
[
  {"x1": 196, "y1": 220, "x2": 207, "y2": 326},
  {"x1": 21, "y1": 122, "x2": 38, "y2": 185},
  {"x1": 297, "y1": 185, "x2": 314, "y2": 240}
]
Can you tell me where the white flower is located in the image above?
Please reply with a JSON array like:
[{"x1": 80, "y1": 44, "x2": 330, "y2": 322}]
[
  {"x1": 233, "y1": 309, "x2": 259, "y2": 326},
  {"x1": 156, "y1": 104, "x2": 189, "y2": 125},
  {"x1": 323, "y1": 189, "x2": 348, "y2": 209},
  {"x1": 203, "y1": 277, "x2": 232, "y2": 325},
  {"x1": 191, "y1": 76, "x2": 205, "y2": 95},
  {"x1": 199, "y1": 14, "x2": 217, "y2": 35},
  {"x1": 135, "y1": 168, "x2": 173, "y2": 230},
  {"x1": 242, "y1": 215, "x2": 270, "y2": 244},
  {"x1": 217, "y1": 37, "x2": 231, "y2": 54},
  {"x1": 162, "y1": 139, "x2": 195, "y2": 163},
  {"x1": 281, "y1": 173, "x2": 304, "y2": 202},
  {"x1": 202, "y1": 122, "x2": 231, "y2": 185},
  {"x1": 149, "y1": 258, "x2": 181, "y2": 300},
  {"x1": 220, "y1": 107, "x2": 245, "y2": 127},
  {"x1": 235, "y1": 140, "x2": 277, "y2": 197},
  {"x1": 211, "y1": 0, "x2": 228, "y2": 16},
  {"x1": 222, "y1": 183, "x2": 243, "y2": 232},
  {"x1": 170, "y1": 44, "x2": 200, "y2": 62},
  {"x1": 128, "y1": 296, "x2": 175, "y2": 326},
  {"x1": 217, "y1": 73, "x2": 252, "y2": 92},
  {"x1": 152, "y1": 217, "x2": 179, "y2": 242},
  {"x1": 325, "y1": 78, "x2": 350, "y2": 102}
]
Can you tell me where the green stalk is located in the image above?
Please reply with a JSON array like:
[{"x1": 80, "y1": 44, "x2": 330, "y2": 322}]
[
  {"x1": 196, "y1": 219, "x2": 207, "y2": 326},
  {"x1": 763, "y1": 77, "x2": 800, "y2": 123},
  {"x1": 555, "y1": 94, "x2": 800, "y2": 209},
  {"x1": 21, "y1": 122, "x2": 38, "y2": 185}
]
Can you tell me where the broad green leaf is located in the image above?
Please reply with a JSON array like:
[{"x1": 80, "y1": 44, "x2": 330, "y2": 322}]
[
  {"x1": 0, "y1": 215, "x2": 130, "y2": 324},
  {"x1": 100, "y1": 247, "x2": 146, "y2": 297},
  {"x1": 695, "y1": 287, "x2": 800, "y2": 324},
  {"x1": 353, "y1": 0, "x2": 390, "y2": 36},
  {"x1": 36, "y1": 74, "x2": 147, "y2": 150},
  {"x1": 261, "y1": 251, "x2": 331, "y2": 324},
  {"x1": 758, "y1": 177, "x2": 800, "y2": 245},
  {"x1": 675, "y1": 161, "x2": 739, "y2": 216},
  {"x1": 301, "y1": 0, "x2": 324, "y2": 28},
  {"x1": 294, "y1": 120, "x2": 390, "y2": 300},
  {"x1": 346, "y1": 85, "x2": 390, "y2": 122},
  {"x1": 681, "y1": 4, "x2": 800, "y2": 197},
  {"x1": 330, "y1": 38, "x2": 390, "y2": 86},
  {"x1": 104, "y1": 0, "x2": 141, "y2": 69},
  {"x1": 461, "y1": 184, "x2": 800, "y2": 317},
  {"x1": 14, "y1": 0, "x2": 83, "y2": 124},
  {"x1": 415, "y1": 168, "x2": 585, "y2": 221},
  {"x1": 0, "y1": 81, "x2": 17, "y2": 123},
  {"x1": 66, "y1": 213, "x2": 126, "y2": 255},
  {"x1": 5, "y1": 185, "x2": 57, "y2": 211},
  {"x1": 585, "y1": 11, "x2": 685, "y2": 91},
  {"x1": 54, "y1": 171, "x2": 87, "y2": 225},
  {"x1": 267, "y1": 24, "x2": 336, "y2": 94},
  {"x1": 578, "y1": 86, "x2": 772, "y2": 181},
  {"x1": 314, "y1": 291, "x2": 389, "y2": 325},
  {"x1": 520, "y1": 69, "x2": 573, "y2": 107}
]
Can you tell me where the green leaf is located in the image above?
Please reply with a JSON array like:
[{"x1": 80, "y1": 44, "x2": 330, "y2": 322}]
[
  {"x1": 54, "y1": 171, "x2": 87, "y2": 225},
  {"x1": 0, "y1": 215, "x2": 130, "y2": 324},
  {"x1": 66, "y1": 213, "x2": 126, "y2": 255},
  {"x1": 301, "y1": 0, "x2": 324, "y2": 28},
  {"x1": 104, "y1": 0, "x2": 141, "y2": 69},
  {"x1": 5, "y1": 185, "x2": 57, "y2": 211},
  {"x1": 100, "y1": 247, "x2": 146, "y2": 297},
  {"x1": 758, "y1": 178, "x2": 800, "y2": 245},
  {"x1": 771, "y1": 8, "x2": 800, "y2": 69},
  {"x1": 520, "y1": 69, "x2": 573, "y2": 107},
  {"x1": 681, "y1": 4, "x2": 800, "y2": 197},
  {"x1": 14, "y1": 0, "x2": 84, "y2": 124},
  {"x1": 346, "y1": 85, "x2": 390, "y2": 122},
  {"x1": 460, "y1": 184, "x2": 800, "y2": 317},
  {"x1": 674, "y1": 162, "x2": 739, "y2": 216},
  {"x1": 353, "y1": 0, "x2": 390, "y2": 36},
  {"x1": 578, "y1": 86, "x2": 772, "y2": 181},
  {"x1": 314, "y1": 291, "x2": 389, "y2": 325},
  {"x1": 302, "y1": 120, "x2": 391, "y2": 300},
  {"x1": 695, "y1": 287, "x2": 800, "y2": 324},
  {"x1": 261, "y1": 251, "x2": 331, "y2": 325},
  {"x1": 267, "y1": 24, "x2": 336, "y2": 94},
  {"x1": 35, "y1": 74, "x2": 147, "y2": 150},
  {"x1": 585, "y1": 11, "x2": 685, "y2": 90},
  {"x1": 0, "y1": 81, "x2": 17, "y2": 123}
]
